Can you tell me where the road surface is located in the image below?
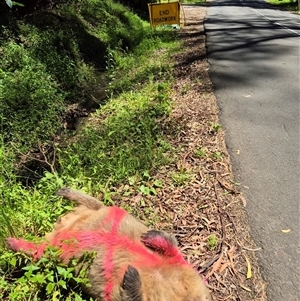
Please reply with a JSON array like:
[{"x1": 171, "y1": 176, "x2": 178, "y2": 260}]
[{"x1": 204, "y1": 0, "x2": 300, "y2": 300}]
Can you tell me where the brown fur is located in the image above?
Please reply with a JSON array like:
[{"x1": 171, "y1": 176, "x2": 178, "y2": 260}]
[{"x1": 9, "y1": 188, "x2": 212, "y2": 301}]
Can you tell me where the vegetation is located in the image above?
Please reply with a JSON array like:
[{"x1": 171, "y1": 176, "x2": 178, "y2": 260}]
[
  {"x1": 0, "y1": 0, "x2": 186, "y2": 299},
  {"x1": 265, "y1": 0, "x2": 299, "y2": 11},
  {"x1": 206, "y1": 234, "x2": 219, "y2": 251}
]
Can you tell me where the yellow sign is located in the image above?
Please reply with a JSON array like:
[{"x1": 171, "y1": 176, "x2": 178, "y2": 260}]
[{"x1": 148, "y1": 2, "x2": 180, "y2": 28}]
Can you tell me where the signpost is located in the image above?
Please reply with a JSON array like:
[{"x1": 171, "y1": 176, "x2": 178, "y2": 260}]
[{"x1": 148, "y1": 2, "x2": 182, "y2": 28}]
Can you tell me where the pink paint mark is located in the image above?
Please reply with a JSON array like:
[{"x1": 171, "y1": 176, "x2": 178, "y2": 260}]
[
  {"x1": 7, "y1": 237, "x2": 48, "y2": 260},
  {"x1": 102, "y1": 207, "x2": 126, "y2": 301},
  {"x1": 142, "y1": 234, "x2": 183, "y2": 259},
  {"x1": 107, "y1": 207, "x2": 127, "y2": 232}
]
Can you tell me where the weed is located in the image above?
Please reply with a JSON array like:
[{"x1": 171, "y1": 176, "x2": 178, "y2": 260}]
[
  {"x1": 181, "y1": 84, "x2": 191, "y2": 95},
  {"x1": 0, "y1": 247, "x2": 96, "y2": 301},
  {"x1": 210, "y1": 122, "x2": 222, "y2": 133},
  {"x1": 105, "y1": 47, "x2": 117, "y2": 82},
  {"x1": 212, "y1": 151, "x2": 223, "y2": 160},
  {"x1": 59, "y1": 82, "x2": 172, "y2": 186},
  {"x1": 195, "y1": 147, "x2": 207, "y2": 158},
  {"x1": 0, "y1": 43, "x2": 65, "y2": 151},
  {"x1": 265, "y1": 0, "x2": 298, "y2": 11},
  {"x1": 193, "y1": 77, "x2": 201, "y2": 84},
  {"x1": 181, "y1": 0, "x2": 207, "y2": 4},
  {"x1": 143, "y1": 207, "x2": 160, "y2": 227},
  {"x1": 139, "y1": 184, "x2": 157, "y2": 196},
  {"x1": 206, "y1": 234, "x2": 218, "y2": 251},
  {"x1": 171, "y1": 169, "x2": 193, "y2": 186}
]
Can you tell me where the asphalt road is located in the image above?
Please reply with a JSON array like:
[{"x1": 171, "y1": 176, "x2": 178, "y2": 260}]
[{"x1": 204, "y1": 1, "x2": 300, "y2": 300}]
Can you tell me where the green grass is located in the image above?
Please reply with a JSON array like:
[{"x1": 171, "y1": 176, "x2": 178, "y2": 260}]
[
  {"x1": 181, "y1": 0, "x2": 207, "y2": 4},
  {"x1": 195, "y1": 147, "x2": 207, "y2": 158},
  {"x1": 159, "y1": 0, "x2": 207, "y2": 3},
  {"x1": 171, "y1": 169, "x2": 193, "y2": 186},
  {"x1": 266, "y1": 0, "x2": 298, "y2": 11},
  {"x1": 58, "y1": 82, "x2": 174, "y2": 186}
]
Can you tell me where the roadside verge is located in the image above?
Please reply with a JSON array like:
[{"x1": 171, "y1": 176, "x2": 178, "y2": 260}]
[{"x1": 149, "y1": 5, "x2": 267, "y2": 300}]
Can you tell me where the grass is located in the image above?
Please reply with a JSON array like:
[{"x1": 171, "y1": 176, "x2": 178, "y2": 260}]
[
  {"x1": 171, "y1": 169, "x2": 193, "y2": 186},
  {"x1": 195, "y1": 147, "x2": 207, "y2": 158},
  {"x1": 266, "y1": 0, "x2": 299, "y2": 11},
  {"x1": 58, "y1": 82, "x2": 174, "y2": 186},
  {"x1": 212, "y1": 151, "x2": 223, "y2": 161},
  {"x1": 210, "y1": 122, "x2": 221, "y2": 133},
  {"x1": 0, "y1": 0, "x2": 150, "y2": 153},
  {"x1": 181, "y1": 0, "x2": 207, "y2": 4},
  {"x1": 158, "y1": 0, "x2": 207, "y2": 3}
]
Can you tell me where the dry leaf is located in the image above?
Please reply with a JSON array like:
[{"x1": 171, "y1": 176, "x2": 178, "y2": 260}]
[
  {"x1": 132, "y1": 194, "x2": 142, "y2": 204},
  {"x1": 244, "y1": 255, "x2": 252, "y2": 279},
  {"x1": 206, "y1": 253, "x2": 223, "y2": 278},
  {"x1": 219, "y1": 262, "x2": 230, "y2": 274},
  {"x1": 239, "y1": 284, "x2": 252, "y2": 292},
  {"x1": 240, "y1": 195, "x2": 247, "y2": 207},
  {"x1": 228, "y1": 246, "x2": 237, "y2": 264}
]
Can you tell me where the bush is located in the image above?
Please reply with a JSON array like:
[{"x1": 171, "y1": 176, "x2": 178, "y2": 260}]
[
  {"x1": 0, "y1": 246, "x2": 96, "y2": 301},
  {"x1": 0, "y1": 42, "x2": 65, "y2": 151}
]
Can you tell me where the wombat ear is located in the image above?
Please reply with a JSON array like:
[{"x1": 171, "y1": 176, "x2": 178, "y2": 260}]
[{"x1": 120, "y1": 265, "x2": 143, "y2": 301}]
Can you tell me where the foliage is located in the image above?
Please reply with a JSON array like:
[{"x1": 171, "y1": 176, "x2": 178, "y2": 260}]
[
  {"x1": 210, "y1": 122, "x2": 221, "y2": 133},
  {"x1": 58, "y1": 82, "x2": 173, "y2": 187},
  {"x1": 206, "y1": 234, "x2": 218, "y2": 251},
  {"x1": 0, "y1": 247, "x2": 96, "y2": 301},
  {"x1": 0, "y1": 176, "x2": 67, "y2": 242},
  {"x1": 171, "y1": 169, "x2": 193, "y2": 186},
  {"x1": 195, "y1": 147, "x2": 207, "y2": 158},
  {"x1": 107, "y1": 30, "x2": 178, "y2": 95},
  {"x1": 0, "y1": 42, "x2": 65, "y2": 151},
  {"x1": 180, "y1": 0, "x2": 207, "y2": 4},
  {"x1": 0, "y1": 0, "x2": 149, "y2": 153},
  {"x1": 56, "y1": 25, "x2": 180, "y2": 187},
  {"x1": 4, "y1": 0, "x2": 12, "y2": 8},
  {"x1": 115, "y1": 0, "x2": 159, "y2": 18},
  {"x1": 211, "y1": 151, "x2": 223, "y2": 161},
  {"x1": 265, "y1": 0, "x2": 298, "y2": 11}
]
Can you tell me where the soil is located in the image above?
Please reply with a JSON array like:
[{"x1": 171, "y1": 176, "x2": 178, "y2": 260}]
[{"x1": 120, "y1": 5, "x2": 268, "y2": 301}]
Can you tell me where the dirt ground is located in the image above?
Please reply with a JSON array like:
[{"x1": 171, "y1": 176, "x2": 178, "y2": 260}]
[{"x1": 126, "y1": 5, "x2": 267, "y2": 300}]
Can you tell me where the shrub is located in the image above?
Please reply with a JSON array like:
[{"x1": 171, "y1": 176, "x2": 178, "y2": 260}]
[{"x1": 0, "y1": 42, "x2": 65, "y2": 151}]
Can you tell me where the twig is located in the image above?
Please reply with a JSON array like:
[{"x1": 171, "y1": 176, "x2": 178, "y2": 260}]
[
  {"x1": 39, "y1": 144, "x2": 56, "y2": 174},
  {"x1": 236, "y1": 239, "x2": 261, "y2": 252},
  {"x1": 213, "y1": 182, "x2": 226, "y2": 252},
  {"x1": 10, "y1": 142, "x2": 56, "y2": 174}
]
